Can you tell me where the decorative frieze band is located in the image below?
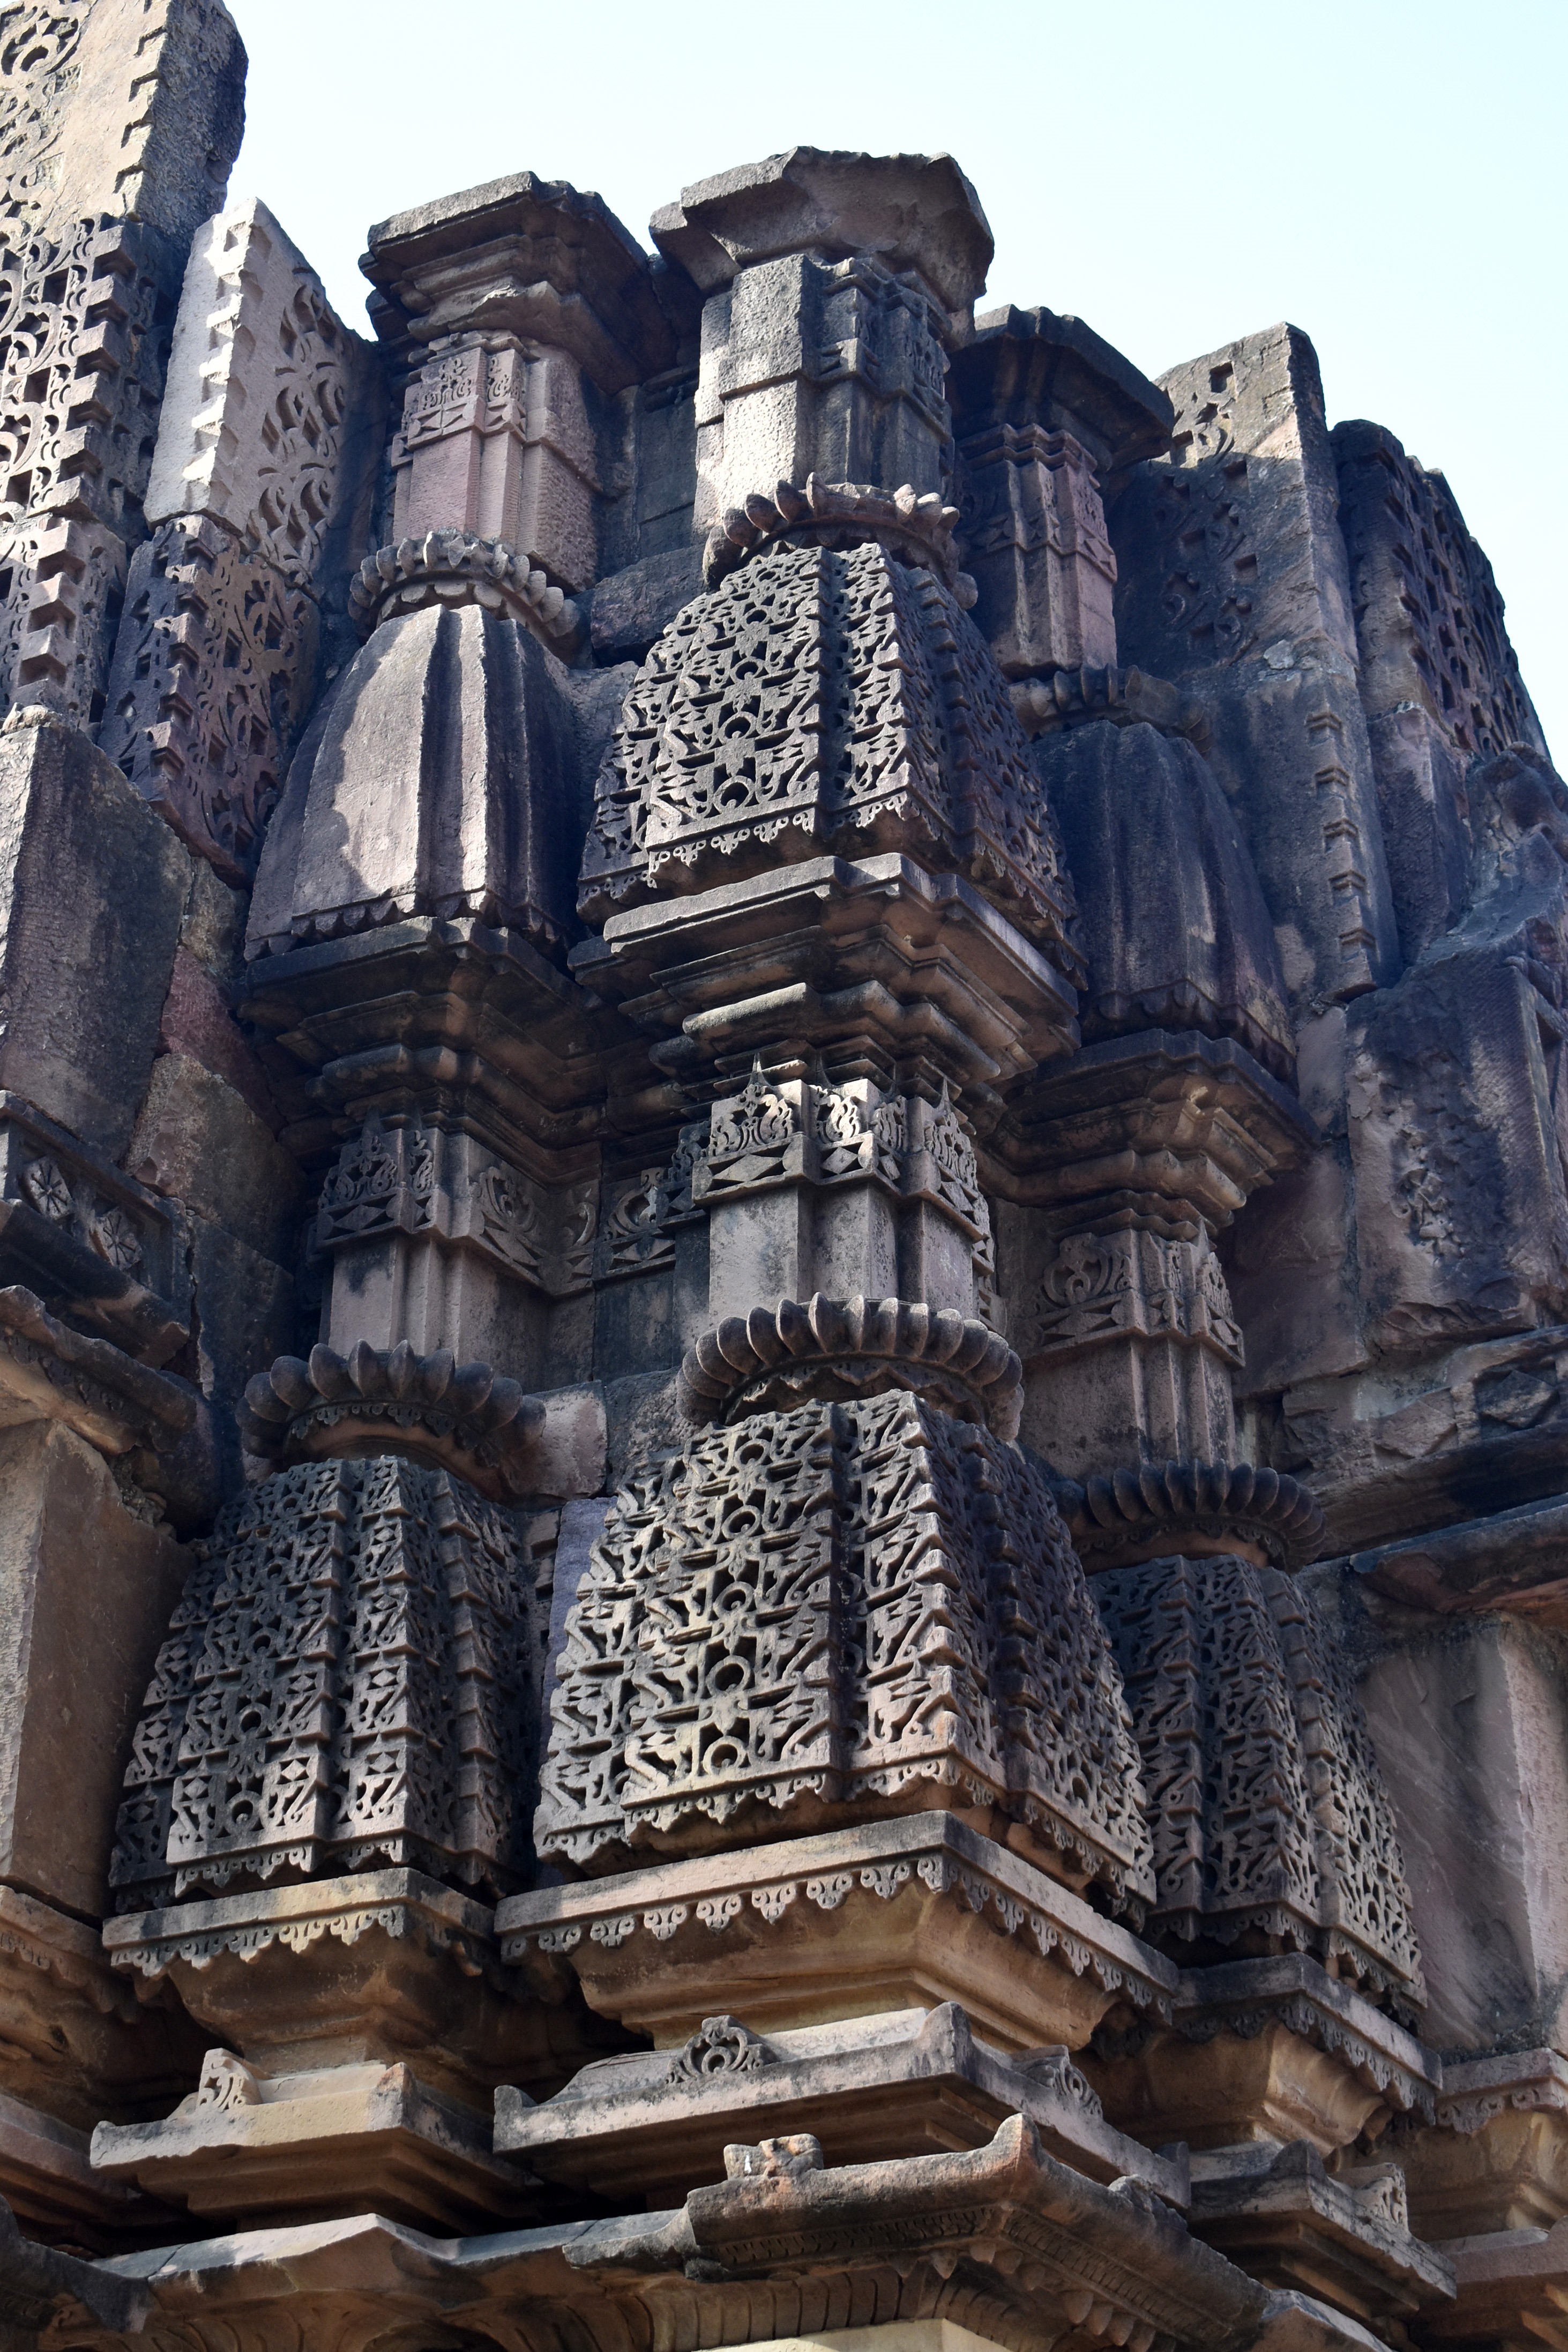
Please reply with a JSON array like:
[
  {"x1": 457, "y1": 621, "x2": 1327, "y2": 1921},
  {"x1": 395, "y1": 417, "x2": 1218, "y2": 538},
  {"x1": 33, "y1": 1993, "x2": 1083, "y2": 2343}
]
[{"x1": 316, "y1": 1114, "x2": 595, "y2": 1296}]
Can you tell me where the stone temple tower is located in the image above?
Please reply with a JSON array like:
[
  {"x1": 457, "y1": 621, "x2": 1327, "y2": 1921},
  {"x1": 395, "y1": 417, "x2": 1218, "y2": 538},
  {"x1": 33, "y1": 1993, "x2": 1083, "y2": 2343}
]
[{"x1": 0, "y1": 16, "x2": 1557, "y2": 2352}]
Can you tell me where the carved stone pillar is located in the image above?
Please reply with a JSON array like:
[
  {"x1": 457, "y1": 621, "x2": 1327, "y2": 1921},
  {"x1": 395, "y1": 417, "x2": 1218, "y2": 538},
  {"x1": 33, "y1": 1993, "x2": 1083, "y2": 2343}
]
[
  {"x1": 649, "y1": 148, "x2": 992, "y2": 537},
  {"x1": 946, "y1": 305, "x2": 1172, "y2": 686},
  {"x1": 695, "y1": 1065, "x2": 994, "y2": 1328},
  {"x1": 356, "y1": 173, "x2": 678, "y2": 630},
  {"x1": 999, "y1": 1033, "x2": 1312, "y2": 1480}
]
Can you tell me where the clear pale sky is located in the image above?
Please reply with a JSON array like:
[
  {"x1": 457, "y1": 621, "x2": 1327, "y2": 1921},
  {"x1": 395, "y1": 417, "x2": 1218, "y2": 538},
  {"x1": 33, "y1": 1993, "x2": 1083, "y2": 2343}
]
[{"x1": 227, "y1": 0, "x2": 1564, "y2": 759}]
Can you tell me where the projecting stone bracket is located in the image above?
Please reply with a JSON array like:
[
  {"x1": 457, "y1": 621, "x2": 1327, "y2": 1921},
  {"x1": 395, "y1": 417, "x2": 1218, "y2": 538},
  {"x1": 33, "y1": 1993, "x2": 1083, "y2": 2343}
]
[{"x1": 495, "y1": 1998, "x2": 1184, "y2": 2211}]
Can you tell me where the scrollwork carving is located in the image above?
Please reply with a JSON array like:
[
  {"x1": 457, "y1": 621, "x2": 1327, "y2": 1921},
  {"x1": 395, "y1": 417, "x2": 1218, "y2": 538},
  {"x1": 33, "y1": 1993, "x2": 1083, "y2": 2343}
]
[
  {"x1": 667, "y1": 2015, "x2": 775, "y2": 2082},
  {"x1": 536, "y1": 1388, "x2": 1152, "y2": 1907},
  {"x1": 110, "y1": 1453, "x2": 542, "y2": 1910},
  {"x1": 1093, "y1": 1551, "x2": 1423, "y2": 2008}
]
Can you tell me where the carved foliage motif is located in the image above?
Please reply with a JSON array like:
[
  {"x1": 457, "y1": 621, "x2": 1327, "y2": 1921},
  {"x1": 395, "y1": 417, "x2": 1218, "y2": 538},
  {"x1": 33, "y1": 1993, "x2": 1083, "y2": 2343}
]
[
  {"x1": 100, "y1": 513, "x2": 312, "y2": 884},
  {"x1": 215, "y1": 238, "x2": 354, "y2": 593},
  {"x1": 579, "y1": 539, "x2": 1076, "y2": 957},
  {"x1": 110, "y1": 1454, "x2": 540, "y2": 1908},
  {"x1": 1092, "y1": 1552, "x2": 1423, "y2": 2006},
  {"x1": 536, "y1": 1390, "x2": 1152, "y2": 1905},
  {"x1": 1029, "y1": 1226, "x2": 1243, "y2": 1367},
  {"x1": 0, "y1": 4, "x2": 93, "y2": 239},
  {"x1": 0, "y1": 213, "x2": 173, "y2": 721},
  {"x1": 317, "y1": 1111, "x2": 433, "y2": 1248},
  {"x1": 315, "y1": 1114, "x2": 592, "y2": 1296},
  {"x1": 596, "y1": 1122, "x2": 707, "y2": 1279}
]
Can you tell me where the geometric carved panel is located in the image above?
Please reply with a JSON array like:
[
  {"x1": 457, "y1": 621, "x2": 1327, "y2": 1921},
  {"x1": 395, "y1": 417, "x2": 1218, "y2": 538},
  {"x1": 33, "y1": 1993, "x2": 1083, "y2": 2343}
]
[
  {"x1": 537, "y1": 1388, "x2": 1152, "y2": 1910},
  {"x1": 110, "y1": 1454, "x2": 542, "y2": 1909}
]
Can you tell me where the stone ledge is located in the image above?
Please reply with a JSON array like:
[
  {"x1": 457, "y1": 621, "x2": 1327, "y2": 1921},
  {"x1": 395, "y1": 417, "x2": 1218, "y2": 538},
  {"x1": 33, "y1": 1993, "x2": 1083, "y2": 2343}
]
[
  {"x1": 498, "y1": 1811, "x2": 1175, "y2": 2052},
  {"x1": 92, "y1": 2053, "x2": 526, "y2": 2234},
  {"x1": 1174, "y1": 1957, "x2": 1440, "y2": 2121},
  {"x1": 104, "y1": 1866, "x2": 497, "y2": 1981},
  {"x1": 496, "y1": 1999, "x2": 1188, "y2": 2209}
]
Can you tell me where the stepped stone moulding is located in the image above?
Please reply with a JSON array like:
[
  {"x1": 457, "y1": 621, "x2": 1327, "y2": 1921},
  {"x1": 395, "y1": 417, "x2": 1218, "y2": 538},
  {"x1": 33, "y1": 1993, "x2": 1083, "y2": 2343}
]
[
  {"x1": 677, "y1": 1292, "x2": 1023, "y2": 1438},
  {"x1": 502, "y1": 1811, "x2": 1173, "y2": 2053},
  {"x1": 651, "y1": 148, "x2": 995, "y2": 315},
  {"x1": 362, "y1": 168, "x2": 678, "y2": 388},
  {"x1": 348, "y1": 526, "x2": 584, "y2": 646},
  {"x1": 236, "y1": 1341, "x2": 545, "y2": 1500}
]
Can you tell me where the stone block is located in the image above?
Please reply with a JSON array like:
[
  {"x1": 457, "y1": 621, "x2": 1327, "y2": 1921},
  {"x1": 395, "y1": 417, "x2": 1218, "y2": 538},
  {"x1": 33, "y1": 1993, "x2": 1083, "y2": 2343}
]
[
  {"x1": 13, "y1": 0, "x2": 245, "y2": 253},
  {"x1": 0, "y1": 1420, "x2": 189, "y2": 1918},
  {"x1": 103, "y1": 1868, "x2": 596, "y2": 2107},
  {"x1": 0, "y1": 516, "x2": 126, "y2": 731},
  {"x1": 1403, "y1": 2049, "x2": 1568, "y2": 2237},
  {"x1": 1110, "y1": 325, "x2": 1399, "y2": 1009},
  {"x1": 155, "y1": 944, "x2": 278, "y2": 1129},
  {"x1": 535, "y1": 1390, "x2": 1146, "y2": 1896},
  {"x1": 101, "y1": 516, "x2": 318, "y2": 886},
  {"x1": 0, "y1": 1882, "x2": 200, "y2": 2152},
  {"x1": 588, "y1": 545, "x2": 704, "y2": 665},
  {"x1": 0, "y1": 2083, "x2": 175, "y2": 2245},
  {"x1": 92, "y1": 2051, "x2": 525, "y2": 2232},
  {"x1": 1187, "y1": 2140, "x2": 1453, "y2": 2324},
  {"x1": 1345, "y1": 948, "x2": 1568, "y2": 1357},
  {"x1": 0, "y1": 713, "x2": 192, "y2": 1159},
  {"x1": 1354, "y1": 1614, "x2": 1568, "y2": 2053},
  {"x1": 1090, "y1": 1955, "x2": 1439, "y2": 2156},
  {"x1": 186, "y1": 1214, "x2": 297, "y2": 1431},
  {"x1": 364, "y1": 171, "x2": 676, "y2": 393},
  {"x1": 128, "y1": 1052, "x2": 301, "y2": 1265}
]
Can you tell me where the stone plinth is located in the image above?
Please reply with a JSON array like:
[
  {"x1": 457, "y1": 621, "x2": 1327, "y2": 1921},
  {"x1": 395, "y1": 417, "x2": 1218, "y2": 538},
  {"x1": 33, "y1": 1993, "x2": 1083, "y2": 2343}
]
[
  {"x1": 92, "y1": 2050, "x2": 524, "y2": 2232},
  {"x1": 1188, "y1": 2141, "x2": 1453, "y2": 2325},
  {"x1": 0, "y1": 1426, "x2": 194, "y2": 1923},
  {"x1": 0, "y1": 715, "x2": 192, "y2": 1160},
  {"x1": 1401, "y1": 2050, "x2": 1568, "y2": 2238}
]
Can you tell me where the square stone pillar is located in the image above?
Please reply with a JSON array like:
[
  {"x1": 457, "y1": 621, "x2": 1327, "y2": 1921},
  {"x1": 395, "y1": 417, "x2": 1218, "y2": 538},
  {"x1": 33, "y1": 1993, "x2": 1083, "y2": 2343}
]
[{"x1": 651, "y1": 149, "x2": 993, "y2": 528}]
